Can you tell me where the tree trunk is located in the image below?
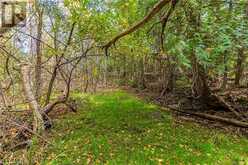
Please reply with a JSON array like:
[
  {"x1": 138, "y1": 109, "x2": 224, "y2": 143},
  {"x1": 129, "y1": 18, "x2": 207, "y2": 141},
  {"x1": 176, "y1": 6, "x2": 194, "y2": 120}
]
[
  {"x1": 0, "y1": 82, "x2": 8, "y2": 113},
  {"x1": 35, "y1": 7, "x2": 43, "y2": 101},
  {"x1": 45, "y1": 23, "x2": 75, "y2": 105},
  {"x1": 160, "y1": 61, "x2": 176, "y2": 96},
  {"x1": 222, "y1": 52, "x2": 228, "y2": 89},
  {"x1": 45, "y1": 65, "x2": 58, "y2": 105},
  {"x1": 104, "y1": 56, "x2": 108, "y2": 87},
  {"x1": 222, "y1": 0, "x2": 233, "y2": 89},
  {"x1": 21, "y1": 64, "x2": 45, "y2": 132},
  {"x1": 191, "y1": 53, "x2": 211, "y2": 102},
  {"x1": 234, "y1": 48, "x2": 245, "y2": 86}
]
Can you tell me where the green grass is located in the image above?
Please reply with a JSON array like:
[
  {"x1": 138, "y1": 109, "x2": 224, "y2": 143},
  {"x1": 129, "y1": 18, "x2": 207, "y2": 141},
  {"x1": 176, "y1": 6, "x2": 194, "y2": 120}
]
[{"x1": 31, "y1": 90, "x2": 248, "y2": 165}]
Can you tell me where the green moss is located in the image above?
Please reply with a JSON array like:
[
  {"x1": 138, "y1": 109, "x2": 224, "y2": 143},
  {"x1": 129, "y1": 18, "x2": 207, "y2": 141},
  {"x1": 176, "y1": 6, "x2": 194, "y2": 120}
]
[{"x1": 30, "y1": 90, "x2": 247, "y2": 165}]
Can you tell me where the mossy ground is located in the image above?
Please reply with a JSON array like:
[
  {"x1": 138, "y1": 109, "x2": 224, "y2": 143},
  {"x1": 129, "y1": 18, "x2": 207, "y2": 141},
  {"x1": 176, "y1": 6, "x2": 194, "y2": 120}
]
[{"x1": 28, "y1": 90, "x2": 248, "y2": 165}]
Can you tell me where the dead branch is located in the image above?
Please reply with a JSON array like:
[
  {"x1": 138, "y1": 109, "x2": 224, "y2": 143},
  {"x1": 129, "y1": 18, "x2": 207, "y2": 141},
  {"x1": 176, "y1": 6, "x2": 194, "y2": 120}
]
[
  {"x1": 161, "y1": 106, "x2": 248, "y2": 128},
  {"x1": 212, "y1": 94, "x2": 247, "y2": 121},
  {"x1": 6, "y1": 119, "x2": 51, "y2": 144}
]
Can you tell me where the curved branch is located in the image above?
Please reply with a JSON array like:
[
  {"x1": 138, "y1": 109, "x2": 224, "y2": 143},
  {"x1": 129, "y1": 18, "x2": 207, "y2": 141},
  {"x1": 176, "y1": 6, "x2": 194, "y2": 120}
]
[
  {"x1": 102, "y1": 0, "x2": 171, "y2": 55},
  {"x1": 160, "y1": 0, "x2": 179, "y2": 51}
]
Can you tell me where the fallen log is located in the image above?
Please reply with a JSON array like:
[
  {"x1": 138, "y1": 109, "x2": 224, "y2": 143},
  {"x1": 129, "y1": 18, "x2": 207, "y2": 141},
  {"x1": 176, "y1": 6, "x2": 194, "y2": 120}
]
[
  {"x1": 212, "y1": 94, "x2": 247, "y2": 121},
  {"x1": 160, "y1": 106, "x2": 248, "y2": 128}
]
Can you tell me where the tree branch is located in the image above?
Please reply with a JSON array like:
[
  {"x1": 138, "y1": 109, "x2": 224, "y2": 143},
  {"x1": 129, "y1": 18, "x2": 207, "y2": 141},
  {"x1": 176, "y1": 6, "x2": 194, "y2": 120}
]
[{"x1": 102, "y1": 0, "x2": 171, "y2": 55}]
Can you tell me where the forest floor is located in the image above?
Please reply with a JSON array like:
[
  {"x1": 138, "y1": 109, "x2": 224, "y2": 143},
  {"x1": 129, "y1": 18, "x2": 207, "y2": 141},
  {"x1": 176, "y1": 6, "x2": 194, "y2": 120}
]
[
  {"x1": 18, "y1": 89, "x2": 248, "y2": 164},
  {"x1": 123, "y1": 86, "x2": 248, "y2": 136}
]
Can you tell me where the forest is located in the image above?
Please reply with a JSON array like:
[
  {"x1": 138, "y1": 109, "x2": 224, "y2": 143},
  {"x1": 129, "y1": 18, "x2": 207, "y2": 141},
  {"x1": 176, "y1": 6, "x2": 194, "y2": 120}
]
[{"x1": 0, "y1": 0, "x2": 248, "y2": 164}]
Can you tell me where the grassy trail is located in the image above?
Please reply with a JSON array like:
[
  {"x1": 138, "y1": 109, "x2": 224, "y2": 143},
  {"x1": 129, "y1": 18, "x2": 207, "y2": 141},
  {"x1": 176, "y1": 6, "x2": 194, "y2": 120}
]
[{"x1": 30, "y1": 90, "x2": 248, "y2": 165}]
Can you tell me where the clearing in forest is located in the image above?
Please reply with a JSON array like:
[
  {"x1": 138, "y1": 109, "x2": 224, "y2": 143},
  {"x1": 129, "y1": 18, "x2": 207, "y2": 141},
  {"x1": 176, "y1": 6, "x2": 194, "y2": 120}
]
[{"x1": 26, "y1": 90, "x2": 248, "y2": 165}]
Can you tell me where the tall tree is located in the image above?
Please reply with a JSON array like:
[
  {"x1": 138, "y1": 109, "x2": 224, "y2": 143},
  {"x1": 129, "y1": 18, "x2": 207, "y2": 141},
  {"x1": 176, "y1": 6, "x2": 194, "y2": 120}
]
[{"x1": 34, "y1": 2, "x2": 43, "y2": 101}]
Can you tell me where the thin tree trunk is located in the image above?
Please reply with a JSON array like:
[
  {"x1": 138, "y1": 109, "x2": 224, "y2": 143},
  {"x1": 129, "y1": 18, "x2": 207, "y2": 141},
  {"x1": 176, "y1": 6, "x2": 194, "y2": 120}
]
[
  {"x1": 45, "y1": 23, "x2": 75, "y2": 105},
  {"x1": 235, "y1": 48, "x2": 245, "y2": 86},
  {"x1": 222, "y1": 51, "x2": 228, "y2": 89},
  {"x1": 35, "y1": 7, "x2": 43, "y2": 101},
  {"x1": 222, "y1": 0, "x2": 233, "y2": 89},
  {"x1": 104, "y1": 56, "x2": 108, "y2": 87},
  {"x1": 0, "y1": 82, "x2": 8, "y2": 113},
  {"x1": 84, "y1": 57, "x2": 89, "y2": 92},
  {"x1": 160, "y1": 56, "x2": 177, "y2": 96}
]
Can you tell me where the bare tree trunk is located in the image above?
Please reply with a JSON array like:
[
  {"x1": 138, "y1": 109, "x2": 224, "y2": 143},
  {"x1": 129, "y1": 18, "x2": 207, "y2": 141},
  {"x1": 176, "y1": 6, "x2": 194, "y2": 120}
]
[
  {"x1": 0, "y1": 82, "x2": 8, "y2": 114},
  {"x1": 35, "y1": 6, "x2": 43, "y2": 101},
  {"x1": 104, "y1": 56, "x2": 108, "y2": 87},
  {"x1": 222, "y1": 51, "x2": 228, "y2": 89},
  {"x1": 234, "y1": 1, "x2": 248, "y2": 86},
  {"x1": 21, "y1": 64, "x2": 44, "y2": 132},
  {"x1": 139, "y1": 56, "x2": 146, "y2": 89},
  {"x1": 45, "y1": 65, "x2": 58, "y2": 105},
  {"x1": 222, "y1": 0, "x2": 233, "y2": 89},
  {"x1": 235, "y1": 48, "x2": 245, "y2": 86},
  {"x1": 84, "y1": 58, "x2": 89, "y2": 92},
  {"x1": 122, "y1": 55, "x2": 127, "y2": 81},
  {"x1": 160, "y1": 56, "x2": 177, "y2": 96}
]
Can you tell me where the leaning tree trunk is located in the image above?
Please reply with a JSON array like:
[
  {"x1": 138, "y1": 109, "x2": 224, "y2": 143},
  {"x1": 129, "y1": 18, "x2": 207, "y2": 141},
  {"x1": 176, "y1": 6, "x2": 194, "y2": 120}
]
[{"x1": 21, "y1": 64, "x2": 45, "y2": 132}]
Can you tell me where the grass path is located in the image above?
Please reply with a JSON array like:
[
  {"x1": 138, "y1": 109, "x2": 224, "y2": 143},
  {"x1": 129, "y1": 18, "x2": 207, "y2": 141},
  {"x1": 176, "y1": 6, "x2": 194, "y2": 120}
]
[{"x1": 31, "y1": 90, "x2": 248, "y2": 164}]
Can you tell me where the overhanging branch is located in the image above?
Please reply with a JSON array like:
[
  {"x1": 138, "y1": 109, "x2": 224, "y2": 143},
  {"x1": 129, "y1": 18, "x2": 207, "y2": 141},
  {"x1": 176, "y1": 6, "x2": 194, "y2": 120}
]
[{"x1": 102, "y1": 0, "x2": 171, "y2": 55}]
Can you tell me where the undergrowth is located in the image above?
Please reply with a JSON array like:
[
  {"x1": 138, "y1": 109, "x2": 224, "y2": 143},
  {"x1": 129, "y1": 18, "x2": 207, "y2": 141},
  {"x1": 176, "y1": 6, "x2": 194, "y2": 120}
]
[{"x1": 27, "y1": 90, "x2": 248, "y2": 165}]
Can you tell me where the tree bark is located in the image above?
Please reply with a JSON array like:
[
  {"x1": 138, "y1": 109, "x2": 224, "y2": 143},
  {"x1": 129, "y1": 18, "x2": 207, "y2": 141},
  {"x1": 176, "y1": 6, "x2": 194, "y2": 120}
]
[
  {"x1": 21, "y1": 64, "x2": 45, "y2": 132},
  {"x1": 35, "y1": 6, "x2": 43, "y2": 101},
  {"x1": 0, "y1": 82, "x2": 8, "y2": 113},
  {"x1": 191, "y1": 53, "x2": 211, "y2": 101},
  {"x1": 221, "y1": 51, "x2": 228, "y2": 89},
  {"x1": 222, "y1": 0, "x2": 233, "y2": 89},
  {"x1": 234, "y1": 48, "x2": 245, "y2": 86}
]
